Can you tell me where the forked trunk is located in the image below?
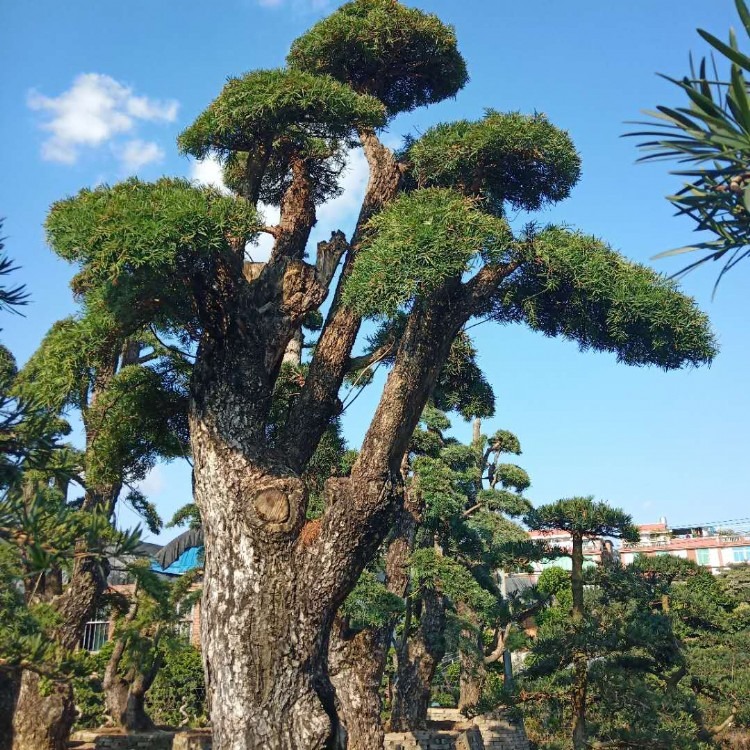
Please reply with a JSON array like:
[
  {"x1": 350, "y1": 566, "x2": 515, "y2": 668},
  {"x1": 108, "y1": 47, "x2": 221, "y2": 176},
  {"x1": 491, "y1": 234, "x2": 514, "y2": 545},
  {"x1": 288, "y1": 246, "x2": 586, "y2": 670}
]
[
  {"x1": 11, "y1": 672, "x2": 74, "y2": 750},
  {"x1": 328, "y1": 618, "x2": 389, "y2": 750},
  {"x1": 390, "y1": 588, "x2": 446, "y2": 731},
  {"x1": 103, "y1": 678, "x2": 155, "y2": 732},
  {"x1": 102, "y1": 636, "x2": 159, "y2": 733}
]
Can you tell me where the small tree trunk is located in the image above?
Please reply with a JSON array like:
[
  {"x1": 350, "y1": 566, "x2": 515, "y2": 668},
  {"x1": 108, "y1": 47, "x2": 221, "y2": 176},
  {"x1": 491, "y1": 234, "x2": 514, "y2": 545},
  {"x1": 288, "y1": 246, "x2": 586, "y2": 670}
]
[
  {"x1": 571, "y1": 653, "x2": 588, "y2": 750},
  {"x1": 103, "y1": 671, "x2": 156, "y2": 732},
  {"x1": 11, "y1": 672, "x2": 74, "y2": 750},
  {"x1": 570, "y1": 533, "x2": 587, "y2": 750},
  {"x1": 457, "y1": 607, "x2": 485, "y2": 716},
  {"x1": 328, "y1": 618, "x2": 389, "y2": 750},
  {"x1": 328, "y1": 475, "x2": 419, "y2": 748},
  {"x1": 390, "y1": 588, "x2": 446, "y2": 731}
]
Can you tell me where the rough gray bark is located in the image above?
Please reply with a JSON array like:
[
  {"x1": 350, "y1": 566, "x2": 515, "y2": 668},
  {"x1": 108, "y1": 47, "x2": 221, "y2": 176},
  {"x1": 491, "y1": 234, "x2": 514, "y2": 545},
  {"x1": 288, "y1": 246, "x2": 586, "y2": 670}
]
[
  {"x1": 328, "y1": 618, "x2": 389, "y2": 750},
  {"x1": 390, "y1": 587, "x2": 447, "y2": 731},
  {"x1": 11, "y1": 673, "x2": 74, "y2": 750}
]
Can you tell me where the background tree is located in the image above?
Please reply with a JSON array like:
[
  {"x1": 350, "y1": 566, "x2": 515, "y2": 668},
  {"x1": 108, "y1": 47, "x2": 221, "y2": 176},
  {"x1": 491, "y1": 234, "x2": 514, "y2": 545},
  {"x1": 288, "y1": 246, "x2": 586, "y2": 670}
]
[
  {"x1": 633, "y1": 0, "x2": 750, "y2": 281},
  {"x1": 42, "y1": 1, "x2": 716, "y2": 745},
  {"x1": 524, "y1": 498, "x2": 639, "y2": 750},
  {"x1": 8, "y1": 287, "x2": 189, "y2": 745},
  {"x1": 520, "y1": 561, "x2": 708, "y2": 750},
  {"x1": 331, "y1": 407, "x2": 549, "y2": 747},
  {"x1": 0, "y1": 224, "x2": 136, "y2": 750},
  {"x1": 0, "y1": 451, "x2": 140, "y2": 750},
  {"x1": 100, "y1": 565, "x2": 200, "y2": 732},
  {"x1": 519, "y1": 556, "x2": 750, "y2": 749}
]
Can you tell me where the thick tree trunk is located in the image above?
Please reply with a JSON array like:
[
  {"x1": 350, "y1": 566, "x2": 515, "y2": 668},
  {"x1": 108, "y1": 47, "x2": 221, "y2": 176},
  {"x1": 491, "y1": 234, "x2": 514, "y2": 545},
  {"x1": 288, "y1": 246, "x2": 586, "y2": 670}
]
[
  {"x1": 390, "y1": 588, "x2": 446, "y2": 731},
  {"x1": 328, "y1": 618, "x2": 389, "y2": 750},
  {"x1": 103, "y1": 678, "x2": 155, "y2": 732},
  {"x1": 191, "y1": 407, "x2": 335, "y2": 749},
  {"x1": 11, "y1": 672, "x2": 74, "y2": 750}
]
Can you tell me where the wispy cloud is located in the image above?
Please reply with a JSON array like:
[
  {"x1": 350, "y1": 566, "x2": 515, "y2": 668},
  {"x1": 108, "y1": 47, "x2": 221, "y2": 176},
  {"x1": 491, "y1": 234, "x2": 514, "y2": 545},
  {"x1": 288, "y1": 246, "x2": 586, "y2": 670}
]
[
  {"x1": 28, "y1": 73, "x2": 178, "y2": 169},
  {"x1": 189, "y1": 155, "x2": 228, "y2": 193},
  {"x1": 118, "y1": 139, "x2": 165, "y2": 172}
]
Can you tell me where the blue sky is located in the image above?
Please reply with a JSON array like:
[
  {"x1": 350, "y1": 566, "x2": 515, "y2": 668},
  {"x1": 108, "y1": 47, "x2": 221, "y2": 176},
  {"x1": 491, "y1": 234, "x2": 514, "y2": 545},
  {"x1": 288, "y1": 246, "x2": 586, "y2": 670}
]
[{"x1": 1, "y1": 0, "x2": 748, "y2": 542}]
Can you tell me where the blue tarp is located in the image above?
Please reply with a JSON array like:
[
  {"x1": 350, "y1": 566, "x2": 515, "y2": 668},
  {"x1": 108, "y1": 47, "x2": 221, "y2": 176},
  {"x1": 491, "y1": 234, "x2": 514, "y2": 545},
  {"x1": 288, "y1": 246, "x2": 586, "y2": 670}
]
[{"x1": 151, "y1": 545, "x2": 203, "y2": 575}]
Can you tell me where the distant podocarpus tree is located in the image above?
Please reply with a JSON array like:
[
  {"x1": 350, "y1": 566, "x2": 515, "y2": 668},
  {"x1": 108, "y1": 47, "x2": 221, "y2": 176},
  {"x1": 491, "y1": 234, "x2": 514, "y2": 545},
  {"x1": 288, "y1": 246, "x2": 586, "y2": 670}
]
[
  {"x1": 40, "y1": 1, "x2": 715, "y2": 746},
  {"x1": 524, "y1": 497, "x2": 639, "y2": 750}
]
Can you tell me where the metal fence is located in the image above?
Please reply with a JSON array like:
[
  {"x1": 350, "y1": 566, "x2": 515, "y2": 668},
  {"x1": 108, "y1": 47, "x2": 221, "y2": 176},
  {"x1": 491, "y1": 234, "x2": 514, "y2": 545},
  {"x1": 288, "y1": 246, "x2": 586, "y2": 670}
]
[{"x1": 81, "y1": 619, "x2": 110, "y2": 652}]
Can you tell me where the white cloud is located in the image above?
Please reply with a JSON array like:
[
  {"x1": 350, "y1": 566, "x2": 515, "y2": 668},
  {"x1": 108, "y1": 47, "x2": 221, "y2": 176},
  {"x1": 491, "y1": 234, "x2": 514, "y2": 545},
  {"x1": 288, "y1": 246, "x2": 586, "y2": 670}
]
[
  {"x1": 118, "y1": 139, "x2": 164, "y2": 173},
  {"x1": 136, "y1": 465, "x2": 166, "y2": 498},
  {"x1": 187, "y1": 148, "x2": 370, "y2": 264},
  {"x1": 28, "y1": 73, "x2": 178, "y2": 165},
  {"x1": 189, "y1": 154, "x2": 228, "y2": 192}
]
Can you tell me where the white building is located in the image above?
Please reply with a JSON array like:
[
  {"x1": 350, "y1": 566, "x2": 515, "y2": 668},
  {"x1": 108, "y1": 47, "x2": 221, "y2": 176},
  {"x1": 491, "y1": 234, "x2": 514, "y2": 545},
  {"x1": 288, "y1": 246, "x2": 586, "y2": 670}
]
[{"x1": 620, "y1": 518, "x2": 750, "y2": 574}]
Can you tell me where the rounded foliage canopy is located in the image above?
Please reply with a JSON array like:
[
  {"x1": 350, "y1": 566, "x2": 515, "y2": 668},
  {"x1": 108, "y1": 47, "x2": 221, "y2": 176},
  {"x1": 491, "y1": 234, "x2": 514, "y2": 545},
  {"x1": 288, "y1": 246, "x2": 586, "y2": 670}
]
[
  {"x1": 45, "y1": 178, "x2": 260, "y2": 332},
  {"x1": 287, "y1": 0, "x2": 467, "y2": 117},
  {"x1": 407, "y1": 110, "x2": 581, "y2": 214},
  {"x1": 494, "y1": 225, "x2": 717, "y2": 370},
  {"x1": 177, "y1": 68, "x2": 386, "y2": 160},
  {"x1": 524, "y1": 496, "x2": 639, "y2": 542},
  {"x1": 343, "y1": 188, "x2": 512, "y2": 317}
]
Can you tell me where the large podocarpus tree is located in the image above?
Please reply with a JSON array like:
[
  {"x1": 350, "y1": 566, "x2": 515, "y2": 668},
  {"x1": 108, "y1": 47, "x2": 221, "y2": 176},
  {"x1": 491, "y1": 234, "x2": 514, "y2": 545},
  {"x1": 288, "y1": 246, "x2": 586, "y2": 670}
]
[{"x1": 42, "y1": 2, "x2": 715, "y2": 746}]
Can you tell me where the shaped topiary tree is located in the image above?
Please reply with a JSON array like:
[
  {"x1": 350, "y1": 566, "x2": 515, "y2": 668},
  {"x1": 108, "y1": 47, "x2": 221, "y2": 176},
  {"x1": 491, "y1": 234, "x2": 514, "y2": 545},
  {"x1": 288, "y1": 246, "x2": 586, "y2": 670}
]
[
  {"x1": 41, "y1": 1, "x2": 714, "y2": 746},
  {"x1": 524, "y1": 497, "x2": 639, "y2": 750}
]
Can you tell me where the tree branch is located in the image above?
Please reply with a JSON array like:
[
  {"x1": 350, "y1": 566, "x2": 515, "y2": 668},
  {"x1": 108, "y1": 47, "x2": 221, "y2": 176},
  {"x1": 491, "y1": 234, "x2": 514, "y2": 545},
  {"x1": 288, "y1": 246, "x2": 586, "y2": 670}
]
[{"x1": 278, "y1": 130, "x2": 404, "y2": 471}]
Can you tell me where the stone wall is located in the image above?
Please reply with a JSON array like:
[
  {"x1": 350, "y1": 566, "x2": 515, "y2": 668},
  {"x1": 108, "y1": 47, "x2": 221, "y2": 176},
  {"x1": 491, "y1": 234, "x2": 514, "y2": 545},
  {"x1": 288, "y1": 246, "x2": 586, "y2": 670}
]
[
  {"x1": 69, "y1": 712, "x2": 528, "y2": 750},
  {"x1": 69, "y1": 729, "x2": 211, "y2": 750},
  {"x1": 383, "y1": 708, "x2": 530, "y2": 750}
]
